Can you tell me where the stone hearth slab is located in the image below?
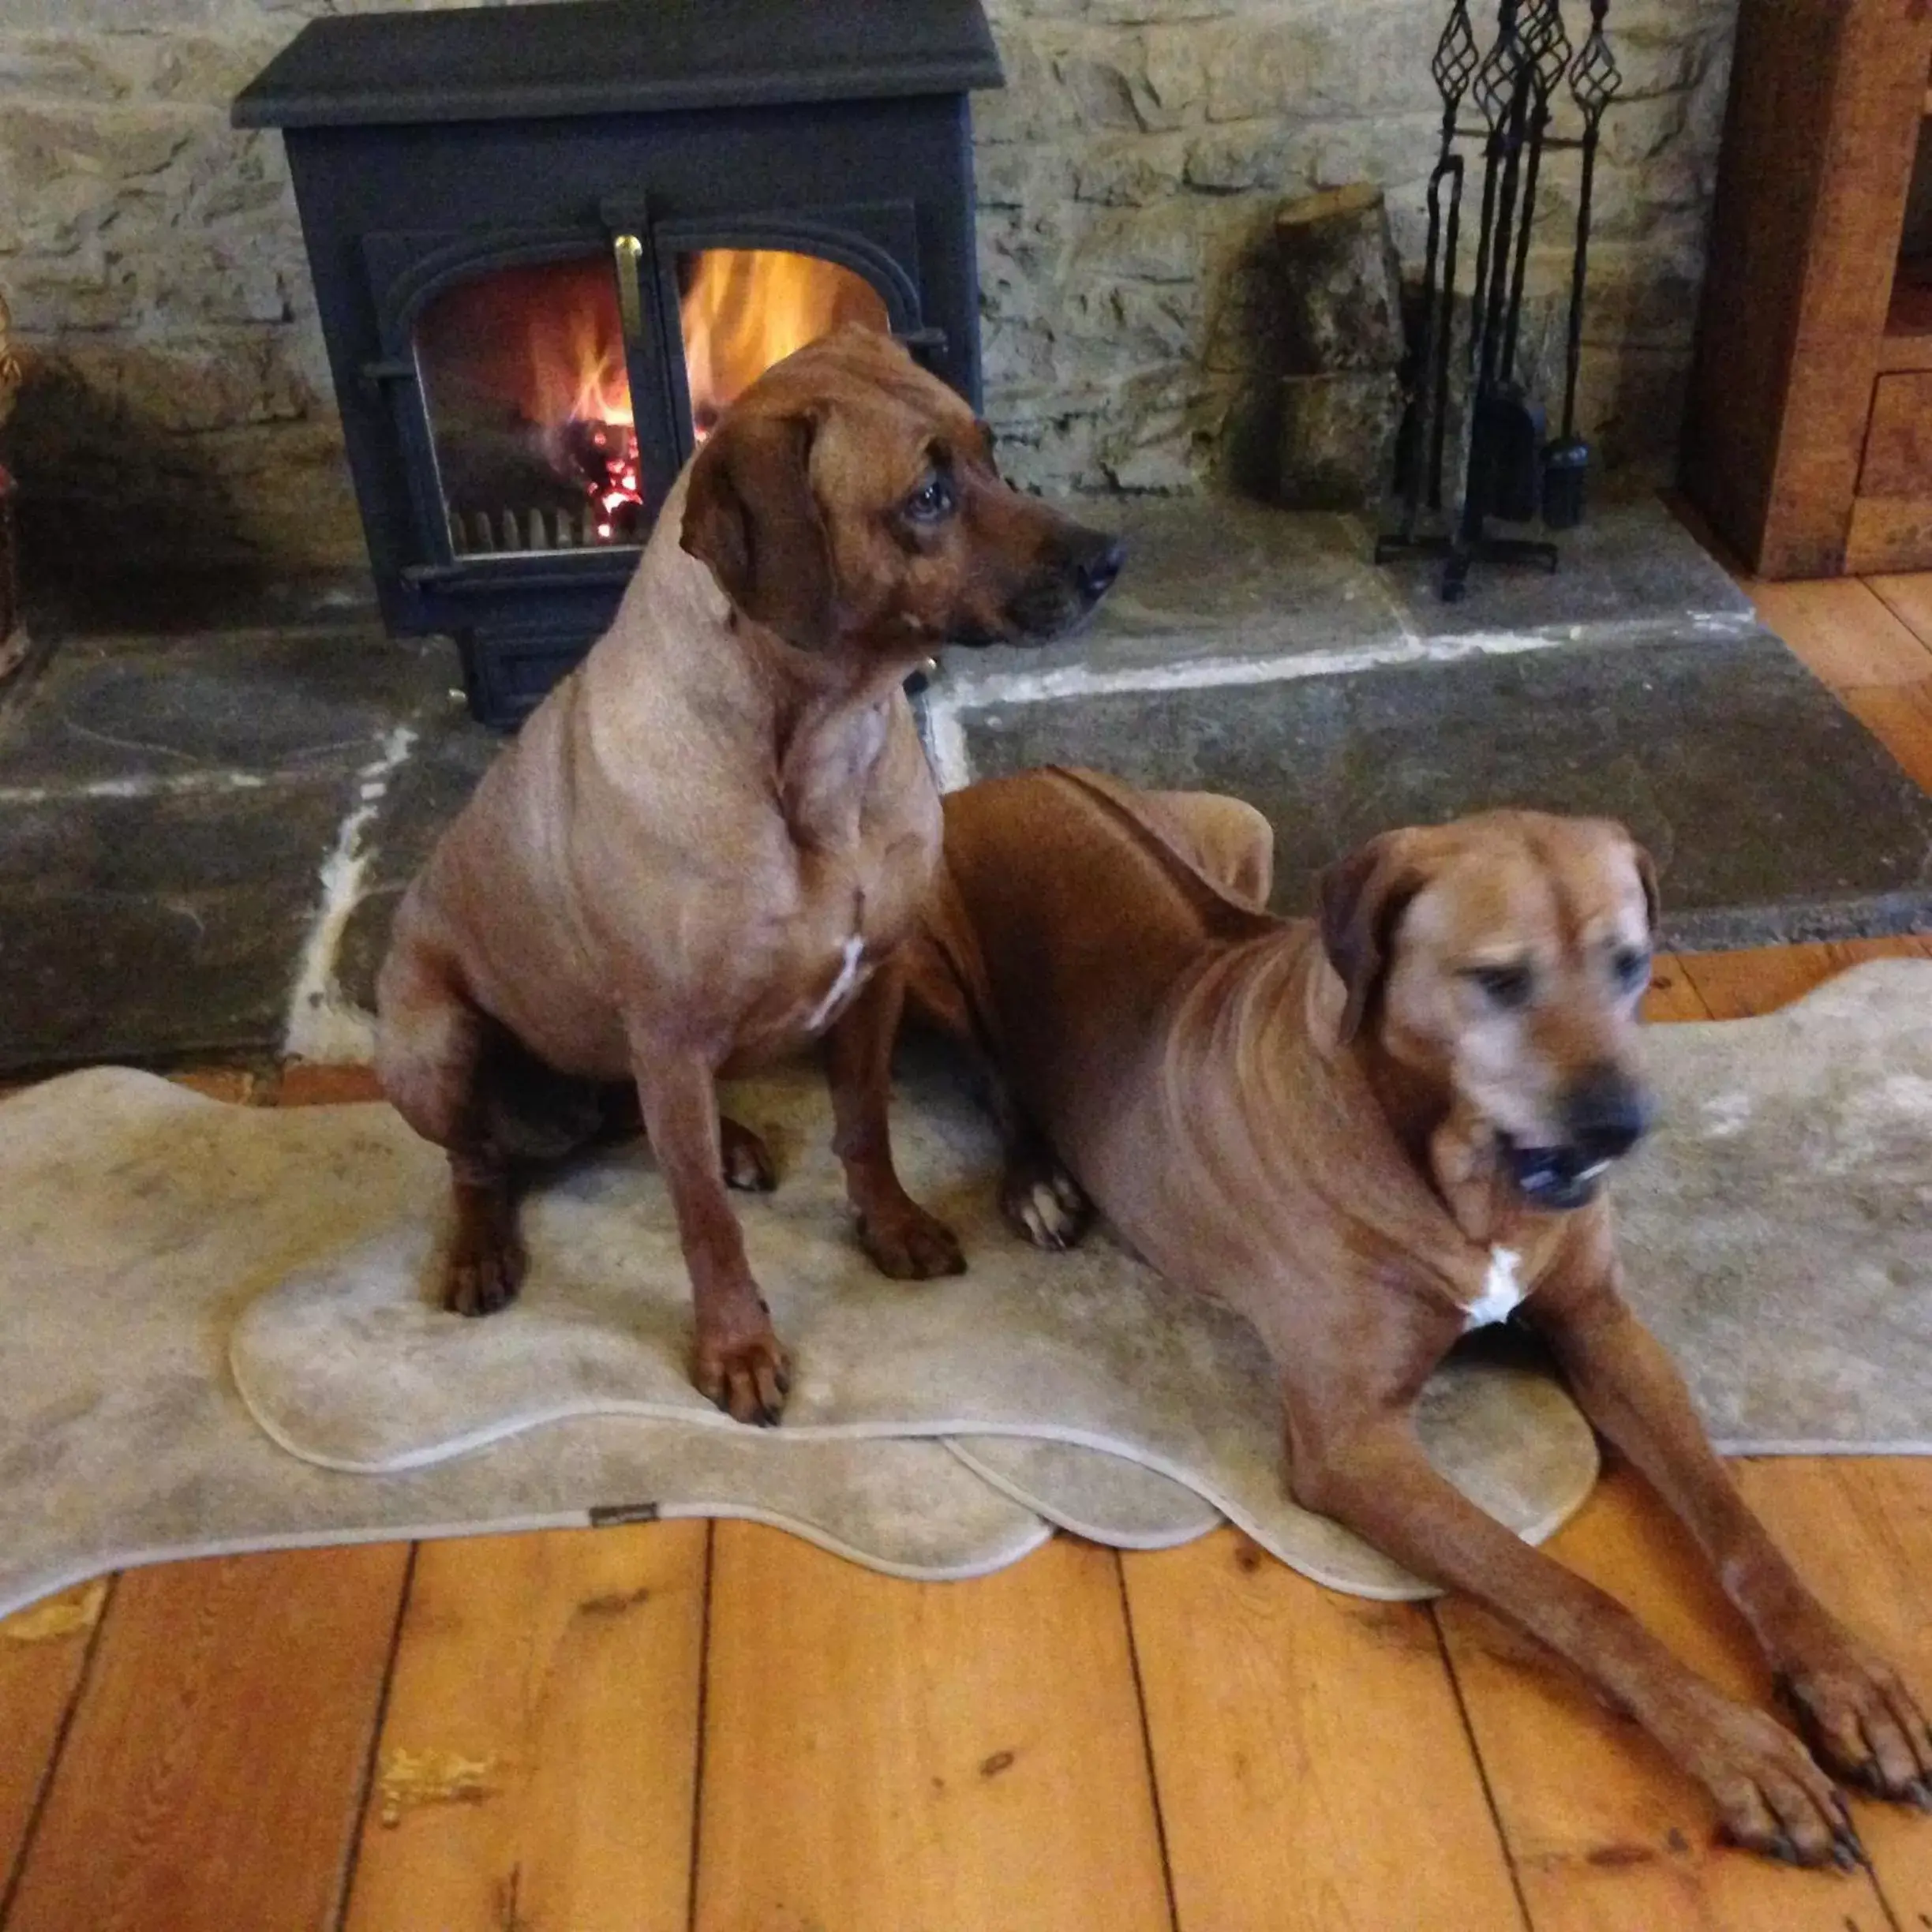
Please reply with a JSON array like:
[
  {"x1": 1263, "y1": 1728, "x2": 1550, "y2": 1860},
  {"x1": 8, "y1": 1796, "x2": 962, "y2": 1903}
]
[
  {"x1": 938, "y1": 496, "x2": 1758, "y2": 688},
  {"x1": 0, "y1": 495, "x2": 1923, "y2": 1072},
  {"x1": 334, "y1": 706, "x2": 502, "y2": 1015},
  {"x1": 0, "y1": 622, "x2": 464, "y2": 1074},
  {"x1": 0, "y1": 776, "x2": 358, "y2": 1065},
  {"x1": 950, "y1": 627, "x2": 1932, "y2": 950},
  {"x1": 0, "y1": 625, "x2": 449, "y2": 792}
]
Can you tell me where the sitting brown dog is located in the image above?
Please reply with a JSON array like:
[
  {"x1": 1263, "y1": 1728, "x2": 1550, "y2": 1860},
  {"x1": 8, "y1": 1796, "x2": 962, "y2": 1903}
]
[
  {"x1": 904, "y1": 765, "x2": 1930, "y2": 1866},
  {"x1": 376, "y1": 328, "x2": 1121, "y2": 1425}
]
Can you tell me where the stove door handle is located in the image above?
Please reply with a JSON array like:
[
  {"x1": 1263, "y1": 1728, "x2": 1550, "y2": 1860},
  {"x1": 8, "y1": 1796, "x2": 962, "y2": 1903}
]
[{"x1": 612, "y1": 233, "x2": 646, "y2": 344}]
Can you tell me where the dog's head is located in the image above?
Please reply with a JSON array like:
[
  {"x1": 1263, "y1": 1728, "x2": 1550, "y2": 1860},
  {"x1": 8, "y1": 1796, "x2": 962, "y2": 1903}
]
[
  {"x1": 1318, "y1": 811, "x2": 1660, "y2": 1212},
  {"x1": 680, "y1": 323, "x2": 1123, "y2": 659}
]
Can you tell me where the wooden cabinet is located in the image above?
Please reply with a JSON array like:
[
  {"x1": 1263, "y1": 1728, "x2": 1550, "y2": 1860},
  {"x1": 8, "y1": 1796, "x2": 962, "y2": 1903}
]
[{"x1": 1682, "y1": 0, "x2": 1932, "y2": 578}]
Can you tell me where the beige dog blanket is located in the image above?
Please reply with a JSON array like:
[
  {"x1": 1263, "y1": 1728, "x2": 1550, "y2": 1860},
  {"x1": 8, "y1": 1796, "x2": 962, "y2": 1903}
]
[{"x1": 3, "y1": 960, "x2": 1927, "y2": 1616}]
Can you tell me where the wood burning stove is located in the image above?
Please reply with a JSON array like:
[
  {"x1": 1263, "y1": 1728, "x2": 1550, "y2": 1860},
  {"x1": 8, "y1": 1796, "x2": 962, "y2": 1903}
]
[{"x1": 234, "y1": 0, "x2": 1000, "y2": 725}]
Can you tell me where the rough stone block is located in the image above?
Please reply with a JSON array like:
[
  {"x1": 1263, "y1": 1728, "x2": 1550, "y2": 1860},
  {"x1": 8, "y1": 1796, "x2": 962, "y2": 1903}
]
[
  {"x1": 1200, "y1": 21, "x2": 1314, "y2": 124},
  {"x1": 0, "y1": 35, "x2": 135, "y2": 101},
  {"x1": 1073, "y1": 135, "x2": 1184, "y2": 206},
  {"x1": 1184, "y1": 125, "x2": 1293, "y2": 193},
  {"x1": 1078, "y1": 198, "x2": 1204, "y2": 283},
  {"x1": 1135, "y1": 28, "x2": 1203, "y2": 129}
]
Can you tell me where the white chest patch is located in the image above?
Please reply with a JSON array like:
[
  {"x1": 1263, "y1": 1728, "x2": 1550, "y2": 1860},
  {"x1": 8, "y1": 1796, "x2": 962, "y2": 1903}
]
[
  {"x1": 804, "y1": 936, "x2": 867, "y2": 1032},
  {"x1": 1463, "y1": 1246, "x2": 1526, "y2": 1331}
]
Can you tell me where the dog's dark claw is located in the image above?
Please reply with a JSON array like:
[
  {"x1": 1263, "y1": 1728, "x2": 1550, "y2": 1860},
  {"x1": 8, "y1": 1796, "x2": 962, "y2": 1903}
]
[
  {"x1": 1904, "y1": 1778, "x2": 1932, "y2": 1812},
  {"x1": 1768, "y1": 1833, "x2": 1799, "y2": 1866}
]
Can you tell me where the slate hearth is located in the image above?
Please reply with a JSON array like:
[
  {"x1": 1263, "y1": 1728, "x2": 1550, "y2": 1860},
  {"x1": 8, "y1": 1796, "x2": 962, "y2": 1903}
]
[{"x1": 1, "y1": 498, "x2": 1926, "y2": 1074}]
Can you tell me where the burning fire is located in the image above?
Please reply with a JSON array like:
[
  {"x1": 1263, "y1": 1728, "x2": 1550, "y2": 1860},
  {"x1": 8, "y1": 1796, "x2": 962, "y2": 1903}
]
[
  {"x1": 526, "y1": 285, "x2": 643, "y2": 542},
  {"x1": 678, "y1": 249, "x2": 889, "y2": 437},
  {"x1": 417, "y1": 248, "x2": 891, "y2": 555}
]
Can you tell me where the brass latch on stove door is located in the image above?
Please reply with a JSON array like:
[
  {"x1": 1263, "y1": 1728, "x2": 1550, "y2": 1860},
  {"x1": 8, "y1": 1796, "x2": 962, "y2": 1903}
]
[{"x1": 612, "y1": 232, "x2": 645, "y2": 342}]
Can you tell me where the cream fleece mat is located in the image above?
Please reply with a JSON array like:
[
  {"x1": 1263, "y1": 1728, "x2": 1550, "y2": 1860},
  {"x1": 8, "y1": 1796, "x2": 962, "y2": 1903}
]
[
  {"x1": 235, "y1": 960, "x2": 1932, "y2": 1555},
  {"x1": 9, "y1": 960, "x2": 1926, "y2": 1616},
  {"x1": 0, "y1": 1069, "x2": 1051, "y2": 1621},
  {"x1": 229, "y1": 1054, "x2": 1598, "y2": 1601},
  {"x1": 1616, "y1": 957, "x2": 1932, "y2": 1454}
]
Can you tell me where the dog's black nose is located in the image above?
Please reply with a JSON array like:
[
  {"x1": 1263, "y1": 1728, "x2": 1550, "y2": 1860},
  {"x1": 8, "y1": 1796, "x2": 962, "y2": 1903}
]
[
  {"x1": 1564, "y1": 1065, "x2": 1651, "y2": 1164},
  {"x1": 1072, "y1": 533, "x2": 1125, "y2": 603}
]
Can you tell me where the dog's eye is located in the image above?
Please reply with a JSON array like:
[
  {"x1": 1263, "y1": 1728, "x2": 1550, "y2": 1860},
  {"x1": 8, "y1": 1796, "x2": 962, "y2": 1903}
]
[
  {"x1": 904, "y1": 474, "x2": 955, "y2": 525},
  {"x1": 1611, "y1": 945, "x2": 1651, "y2": 992},
  {"x1": 1466, "y1": 964, "x2": 1533, "y2": 1009}
]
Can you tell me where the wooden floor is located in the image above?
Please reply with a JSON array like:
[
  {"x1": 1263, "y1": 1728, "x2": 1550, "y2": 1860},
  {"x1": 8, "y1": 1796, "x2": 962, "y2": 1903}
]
[{"x1": 3, "y1": 563, "x2": 1932, "y2": 1931}]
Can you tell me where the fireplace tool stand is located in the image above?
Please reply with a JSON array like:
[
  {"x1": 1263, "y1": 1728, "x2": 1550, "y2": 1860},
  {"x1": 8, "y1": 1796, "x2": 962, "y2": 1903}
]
[{"x1": 1378, "y1": 0, "x2": 1620, "y2": 601}]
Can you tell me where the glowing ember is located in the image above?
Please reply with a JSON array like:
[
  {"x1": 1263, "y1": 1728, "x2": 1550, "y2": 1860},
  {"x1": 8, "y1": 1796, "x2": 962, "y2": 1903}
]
[{"x1": 679, "y1": 249, "x2": 890, "y2": 438}]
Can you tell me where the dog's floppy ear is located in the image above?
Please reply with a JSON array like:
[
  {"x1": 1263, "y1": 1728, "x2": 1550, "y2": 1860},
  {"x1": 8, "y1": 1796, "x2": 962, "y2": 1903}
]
[
  {"x1": 1631, "y1": 841, "x2": 1662, "y2": 939},
  {"x1": 1318, "y1": 831, "x2": 1427, "y2": 1046},
  {"x1": 681, "y1": 408, "x2": 837, "y2": 653}
]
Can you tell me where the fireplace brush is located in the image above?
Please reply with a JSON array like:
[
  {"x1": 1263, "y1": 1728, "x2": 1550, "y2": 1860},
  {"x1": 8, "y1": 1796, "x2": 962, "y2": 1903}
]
[{"x1": 1380, "y1": 0, "x2": 1621, "y2": 600}]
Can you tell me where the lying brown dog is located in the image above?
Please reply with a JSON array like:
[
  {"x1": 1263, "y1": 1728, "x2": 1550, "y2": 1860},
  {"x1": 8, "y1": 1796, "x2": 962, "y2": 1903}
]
[
  {"x1": 904, "y1": 766, "x2": 1930, "y2": 1866},
  {"x1": 376, "y1": 328, "x2": 1121, "y2": 1424}
]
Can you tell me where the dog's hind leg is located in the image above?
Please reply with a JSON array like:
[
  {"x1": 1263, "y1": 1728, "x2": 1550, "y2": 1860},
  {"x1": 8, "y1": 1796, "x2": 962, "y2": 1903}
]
[
  {"x1": 900, "y1": 874, "x2": 1091, "y2": 1252},
  {"x1": 376, "y1": 932, "x2": 527, "y2": 1317}
]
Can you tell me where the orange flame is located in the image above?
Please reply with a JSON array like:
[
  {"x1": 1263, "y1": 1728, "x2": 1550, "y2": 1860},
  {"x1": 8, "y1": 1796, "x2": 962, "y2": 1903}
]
[
  {"x1": 678, "y1": 249, "x2": 889, "y2": 436},
  {"x1": 528, "y1": 290, "x2": 635, "y2": 433}
]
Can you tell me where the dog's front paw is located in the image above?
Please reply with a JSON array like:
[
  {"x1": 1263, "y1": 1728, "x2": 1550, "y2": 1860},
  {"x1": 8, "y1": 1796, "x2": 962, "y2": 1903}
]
[
  {"x1": 1777, "y1": 1625, "x2": 1932, "y2": 1810},
  {"x1": 695, "y1": 1322, "x2": 792, "y2": 1426},
  {"x1": 857, "y1": 1199, "x2": 966, "y2": 1280},
  {"x1": 999, "y1": 1159, "x2": 1091, "y2": 1252},
  {"x1": 443, "y1": 1226, "x2": 526, "y2": 1317},
  {"x1": 720, "y1": 1116, "x2": 777, "y2": 1193},
  {"x1": 1675, "y1": 1692, "x2": 1865, "y2": 1868}
]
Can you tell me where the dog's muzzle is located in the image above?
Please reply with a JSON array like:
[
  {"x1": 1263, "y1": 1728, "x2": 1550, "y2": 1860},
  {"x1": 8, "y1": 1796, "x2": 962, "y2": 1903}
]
[
  {"x1": 1500, "y1": 1065, "x2": 1652, "y2": 1211},
  {"x1": 1002, "y1": 527, "x2": 1125, "y2": 643}
]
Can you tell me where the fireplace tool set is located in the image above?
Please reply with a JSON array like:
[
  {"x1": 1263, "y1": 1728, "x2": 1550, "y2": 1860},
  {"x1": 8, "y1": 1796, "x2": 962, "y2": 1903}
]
[{"x1": 1380, "y1": 0, "x2": 1621, "y2": 601}]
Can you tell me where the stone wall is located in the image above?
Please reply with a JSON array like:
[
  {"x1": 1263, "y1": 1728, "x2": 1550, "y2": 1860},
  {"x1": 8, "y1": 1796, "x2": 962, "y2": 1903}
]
[{"x1": 0, "y1": 0, "x2": 1736, "y2": 577}]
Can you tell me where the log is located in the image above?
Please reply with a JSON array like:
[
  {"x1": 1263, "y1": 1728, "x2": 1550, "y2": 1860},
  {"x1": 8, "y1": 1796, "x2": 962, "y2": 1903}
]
[
  {"x1": 1275, "y1": 372, "x2": 1402, "y2": 513},
  {"x1": 1272, "y1": 183, "x2": 1405, "y2": 376}
]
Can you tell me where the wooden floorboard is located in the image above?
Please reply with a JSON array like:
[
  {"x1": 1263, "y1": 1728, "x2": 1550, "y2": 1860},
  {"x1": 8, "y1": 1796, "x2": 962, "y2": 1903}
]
[
  {"x1": 1735, "y1": 1461, "x2": 1932, "y2": 1925},
  {"x1": 1747, "y1": 576, "x2": 1932, "y2": 689},
  {"x1": 1123, "y1": 1526, "x2": 1526, "y2": 1931},
  {"x1": 1679, "y1": 935, "x2": 1932, "y2": 1020},
  {"x1": 692, "y1": 1523, "x2": 1173, "y2": 1932},
  {"x1": 1436, "y1": 1466, "x2": 1893, "y2": 1932},
  {"x1": 2, "y1": 1545, "x2": 408, "y2": 1932},
  {"x1": 1642, "y1": 953, "x2": 1709, "y2": 1023},
  {"x1": 1841, "y1": 677, "x2": 1932, "y2": 793},
  {"x1": 0, "y1": 1582, "x2": 108, "y2": 1911},
  {"x1": 340, "y1": 1522, "x2": 706, "y2": 1932},
  {"x1": 1866, "y1": 571, "x2": 1932, "y2": 649}
]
